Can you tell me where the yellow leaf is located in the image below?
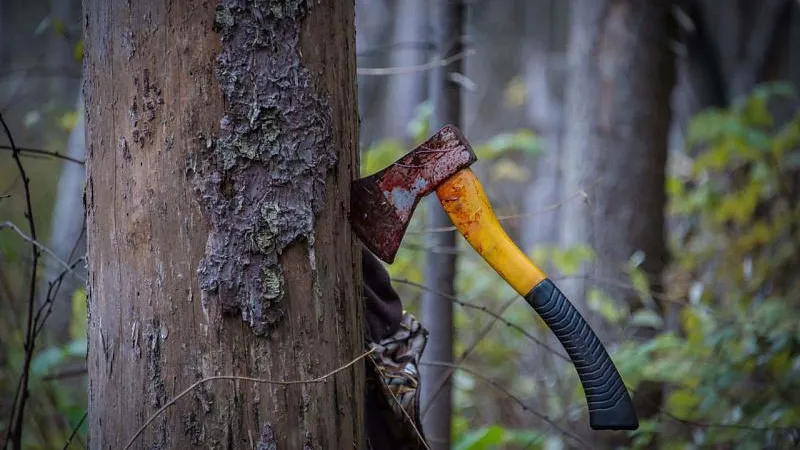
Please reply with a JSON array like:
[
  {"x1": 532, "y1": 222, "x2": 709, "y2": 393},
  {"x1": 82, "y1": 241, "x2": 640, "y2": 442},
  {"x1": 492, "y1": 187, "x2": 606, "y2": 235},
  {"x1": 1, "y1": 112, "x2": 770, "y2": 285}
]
[
  {"x1": 503, "y1": 76, "x2": 527, "y2": 108},
  {"x1": 714, "y1": 180, "x2": 761, "y2": 224},
  {"x1": 73, "y1": 39, "x2": 84, "y2": 62},
  {"x1": 667, "y1": 389, "x2": 699, "y2": 417},
  {"x1": 681, "y1": 308, "x2": 704, "y2": 347},
  {"x1": 489, "y1": 158, "x2": 530, "y2": 183},
  {"x1": 70, "y1": 288, "x2": 88, "y2": 340},
  {"x1": 60, "y1": 111, "x2": 79, "y2": 132},
  {"x1": 587, "y1": 288, "x2": 626, "y2": 324},
  {"x1": 550, "y1": 245, "x2": 594, "y2": 275},
  {"x1": 694, "y1": 143, "x2": 732, "y2": 171}
]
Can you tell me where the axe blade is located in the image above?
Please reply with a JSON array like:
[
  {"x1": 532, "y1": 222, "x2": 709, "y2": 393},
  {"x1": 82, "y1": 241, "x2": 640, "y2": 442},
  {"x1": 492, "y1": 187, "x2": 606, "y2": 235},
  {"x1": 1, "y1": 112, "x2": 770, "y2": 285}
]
[{"x1": 350, "y1": 125, "x2": 477, "y2": 263}]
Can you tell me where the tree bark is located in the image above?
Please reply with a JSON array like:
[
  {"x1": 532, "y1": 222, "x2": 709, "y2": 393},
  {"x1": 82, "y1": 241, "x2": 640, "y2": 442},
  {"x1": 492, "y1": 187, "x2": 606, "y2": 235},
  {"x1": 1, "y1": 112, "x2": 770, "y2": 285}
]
[
  {"x1": 559, "y1": 0, "x2": 675, "y2": 443},
  {"x1": 420, "y1": 1, "x2": 463, "y2": 449},
  {"x1": 83, "y1": 1, "x2": 363, "y2": 448}
]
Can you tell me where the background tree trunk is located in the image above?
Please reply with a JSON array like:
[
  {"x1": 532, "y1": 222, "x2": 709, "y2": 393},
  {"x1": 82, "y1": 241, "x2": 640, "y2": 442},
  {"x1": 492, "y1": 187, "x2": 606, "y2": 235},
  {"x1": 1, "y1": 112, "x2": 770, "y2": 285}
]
[
  {"x1": 521, "y1": 0, "x2": 569, "y2": 252},
  {"x1": 559, "y1": 0, "x2": 675, "y2": 443},
  {"x1": 377, "y1": 0, "x2": 429, "y2": 142},
  {"x1": 419, "y1": 1, "x2": 464, "y2": 448},
  {"x1": 355, "y1": 0, "x2": 393, "y2": 149},
  {"x1": 83, "y1": 1, "x2": 363, "y2": 448},
  {"x1": 48, "y1": 0, "x2": 82, "y2": 111},
  {"x1": 41, "y1": 88, "x2": 86, "y2": 346}
]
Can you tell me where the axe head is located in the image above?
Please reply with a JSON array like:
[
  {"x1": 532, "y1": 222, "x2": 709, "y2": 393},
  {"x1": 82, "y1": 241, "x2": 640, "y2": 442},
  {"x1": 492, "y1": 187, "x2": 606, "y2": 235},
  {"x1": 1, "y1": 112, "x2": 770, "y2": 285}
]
[{"x1": 350, "y1": 125, "x2": 477, "y2": 263}]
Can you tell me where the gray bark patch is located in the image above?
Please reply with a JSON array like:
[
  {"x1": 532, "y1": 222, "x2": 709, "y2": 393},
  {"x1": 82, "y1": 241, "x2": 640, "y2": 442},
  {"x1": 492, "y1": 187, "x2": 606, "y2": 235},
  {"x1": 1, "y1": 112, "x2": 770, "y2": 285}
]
[
  {"x1": 195, "y1": 0, "x2": 335, "y2": 336},
  {"x1": 130, "y1": 68, "x2": 163, "y2": 148},
  {"x1": 145, "y1": 317, "x2": 167, "y2": 447},
  {"x1": 256, "y1": 423, "x2": 278, "y2": 450}
]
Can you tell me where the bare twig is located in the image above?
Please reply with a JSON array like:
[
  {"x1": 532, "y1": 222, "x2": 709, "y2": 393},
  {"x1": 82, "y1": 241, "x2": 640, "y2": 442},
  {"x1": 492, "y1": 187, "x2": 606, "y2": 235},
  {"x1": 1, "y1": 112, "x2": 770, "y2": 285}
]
[
  {"x1": 356, "y1": 40, "x2": 435, "y2": 58},
  {"x1": 0, "y1": 144, "x2": 85, "y2": 165},
  {"x1": 408, "y1": 180, "x2": 599, "y2": 234},
  {"x1": 33, "y1": 217, "x2": 87, "y2": 338},
  {"x1": 0, "y1": 222, "x2": 86, "y2": 284},
  {"x1": 391, "y1": 278, "x2": 570, "y2": 362},
  {"x1": 421, "y1": 361, "x2": 592, "y2": 450},
  {"x1": 34, "y1": 257, "x2": 86, "y2": 337},
  {"x1": 124, "y1": 349, "x2": 376, "y2": 450},
  {"x1": 61, "y1": 411, "x2": 88, "y2": 450},
  {"x1": 421, "y1": 295, "x2": 518, "y2": 419},
  {"x1": 357, "y1": 49, "x2": 475, "y2": 76},
  {"x1": 1, "y1": 112, "x2": 40, "y2": 450}
]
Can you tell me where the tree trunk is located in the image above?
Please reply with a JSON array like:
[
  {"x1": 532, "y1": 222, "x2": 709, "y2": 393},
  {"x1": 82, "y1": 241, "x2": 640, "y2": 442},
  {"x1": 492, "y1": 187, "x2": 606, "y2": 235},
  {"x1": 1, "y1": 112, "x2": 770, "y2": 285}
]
[
  {"x1": 521, "y1": 0, "x2": 569, "y2": 269},
  {"x1": 419, "y1": 1, "x2": 464, "y2": 449},
  {"x1": 48, "y1": 0, "x2": 82, "y2": 111},
  {"x1": 377, "y1": 0, "x2": 429, "y2": 142},
  {"x1": 559, "y1": 0, "x2": 675, "y2": 444},
  {"x1": 355, "y1": 0, "x2": 393, "y2": 148},
  {"x1": 83, "y1": 1, "x2": 363, "y2": 448}
]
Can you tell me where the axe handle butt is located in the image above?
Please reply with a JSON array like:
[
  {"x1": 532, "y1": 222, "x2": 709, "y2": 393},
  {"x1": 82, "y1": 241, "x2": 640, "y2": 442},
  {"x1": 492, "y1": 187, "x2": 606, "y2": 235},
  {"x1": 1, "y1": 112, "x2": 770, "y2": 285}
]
[{"x1": 525, "y1": 279, "x2": 639, "y2": 430}]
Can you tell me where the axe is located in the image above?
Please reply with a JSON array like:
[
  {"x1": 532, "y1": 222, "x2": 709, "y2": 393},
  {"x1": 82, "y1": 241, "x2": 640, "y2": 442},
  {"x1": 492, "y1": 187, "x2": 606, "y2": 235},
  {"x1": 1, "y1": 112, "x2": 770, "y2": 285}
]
[{"x1": 350, "y1": 125, "x2": 638, "y2": 431}]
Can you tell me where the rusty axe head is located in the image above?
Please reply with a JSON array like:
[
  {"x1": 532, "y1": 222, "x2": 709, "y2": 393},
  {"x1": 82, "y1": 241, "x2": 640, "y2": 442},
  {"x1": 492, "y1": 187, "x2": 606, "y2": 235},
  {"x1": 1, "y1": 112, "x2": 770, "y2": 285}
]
[{"x1": 350, "y1": 125, "x2": 476, "y2": 263}]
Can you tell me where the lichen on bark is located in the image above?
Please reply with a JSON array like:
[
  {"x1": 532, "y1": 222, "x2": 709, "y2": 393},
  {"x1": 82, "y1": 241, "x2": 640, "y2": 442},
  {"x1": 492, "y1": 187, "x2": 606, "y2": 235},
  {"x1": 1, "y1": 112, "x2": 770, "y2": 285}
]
[{"x1": 195, "y1": 0, "x2": 335, "y2": 335}]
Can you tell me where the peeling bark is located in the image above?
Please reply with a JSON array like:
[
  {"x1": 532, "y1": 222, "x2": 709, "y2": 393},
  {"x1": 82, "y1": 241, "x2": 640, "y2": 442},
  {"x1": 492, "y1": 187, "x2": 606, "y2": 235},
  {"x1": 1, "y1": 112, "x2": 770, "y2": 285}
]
[
  {"x1": 196, "y1": 1, "x2": 336, "y2": 336},
  {"x1": 84, "y1": 1, "x2": 363, "y2": 448}
]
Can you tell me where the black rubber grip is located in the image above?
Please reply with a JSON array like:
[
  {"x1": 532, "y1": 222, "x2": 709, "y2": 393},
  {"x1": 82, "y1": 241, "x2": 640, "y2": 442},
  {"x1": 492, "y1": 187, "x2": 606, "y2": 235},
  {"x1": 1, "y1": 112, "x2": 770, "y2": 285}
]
[{"x1": 525, "y1": 279, "x2": 638, "y2": 430}]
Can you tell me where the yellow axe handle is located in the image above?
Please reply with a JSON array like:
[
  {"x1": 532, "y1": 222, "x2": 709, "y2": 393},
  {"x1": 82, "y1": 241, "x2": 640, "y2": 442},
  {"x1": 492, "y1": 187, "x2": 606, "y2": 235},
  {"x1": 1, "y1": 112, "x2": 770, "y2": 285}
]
[
  {"x1": 434, "y1": 168, "x2": 547, "y2": 295},
  {"x1": 435, "y1": 167, "x2": 639, "y2": 431}
]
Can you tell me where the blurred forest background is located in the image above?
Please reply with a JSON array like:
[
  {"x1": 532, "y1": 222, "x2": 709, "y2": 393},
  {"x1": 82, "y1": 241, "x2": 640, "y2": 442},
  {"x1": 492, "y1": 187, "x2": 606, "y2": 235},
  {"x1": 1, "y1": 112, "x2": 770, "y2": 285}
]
[{"x1": 2, "y1": 0, "x2": 800, "y2": 449}]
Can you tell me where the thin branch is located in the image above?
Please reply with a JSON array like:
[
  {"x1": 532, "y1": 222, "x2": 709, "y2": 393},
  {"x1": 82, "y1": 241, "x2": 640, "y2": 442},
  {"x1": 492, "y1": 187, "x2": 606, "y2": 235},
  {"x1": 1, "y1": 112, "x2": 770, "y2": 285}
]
[
  {"x1": 391, "y1": 278, "x2": 570, "y2": 362},
  {"x1": 0, "y1": 222, "x2": 86, "y2": 284},
  {"x1": 356, "y1": 40, "x2": 435, "y2": 58},
  {"x1": 408, "y1": 181, "x2": 596, "y2": 235},
  {"x1": 34, "y1": 257, "x2": 86, "y2": 336},
  {"x1": 0, "y1": 144, "x2": 85, "y2": 165},
  {"x1": 421, "y1": 295, "x2": 517, "y2": 418},
  {"x1": 124, "y1": 349, "x2": 376, "y2": 450},
  {"x1": 656, "y1": 406, "x2": 800, "y2": 433},
  {"x1": 1, "y1": 112, "x2": 40, "y2": 450},
  {"x1": 357, "y1": 49, "x2": 475, "y2": 76},
  {"x1": 61, "y1": 411, "x2": 88, "y2": 450},
  {"x1": 34, "y1": 218, "x2": 87, "y2": 338},
  {"x1": 420, "y1": 361, "x2": 592, "y2": 450}
]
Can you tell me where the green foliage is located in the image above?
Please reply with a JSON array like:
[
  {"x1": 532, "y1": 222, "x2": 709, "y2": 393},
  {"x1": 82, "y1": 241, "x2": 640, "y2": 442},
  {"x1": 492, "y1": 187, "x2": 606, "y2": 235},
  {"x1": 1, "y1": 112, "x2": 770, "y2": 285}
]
[
  {"x1": 441, "y1": 82, "x2": 800, "y2": 449},
  {"x1": 473, "y1": 129, "x2": 541, "y2": 160},
  {"x1": 619, "y1": 82, "x2": 800, "y2": 449},
  {"x1": 453, "y1": 422, "x2": 545, "y2": 450}
]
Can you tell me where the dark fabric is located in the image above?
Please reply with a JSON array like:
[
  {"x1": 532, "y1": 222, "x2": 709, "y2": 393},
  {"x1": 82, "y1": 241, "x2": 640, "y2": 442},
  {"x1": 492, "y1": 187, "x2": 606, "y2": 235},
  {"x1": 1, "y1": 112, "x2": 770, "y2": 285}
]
[
  {"x1": 363, "y1": 248, "x2": 404, "y2": 342},
  {"x1": 365, "y1": 313, "x2": 428, "y2": 449},
  {"x1": 362, "y1": 247, "x2": 429, "y2": 449}
]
